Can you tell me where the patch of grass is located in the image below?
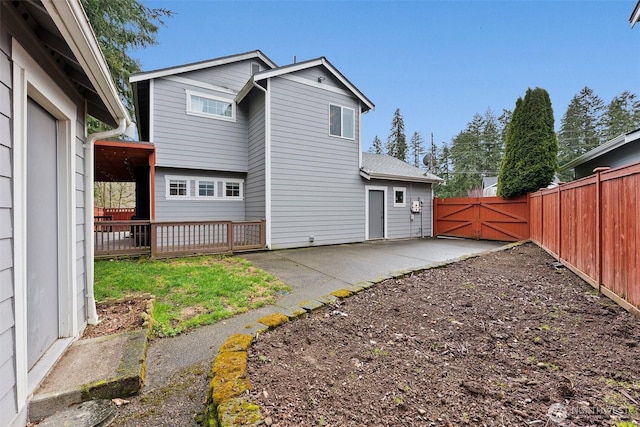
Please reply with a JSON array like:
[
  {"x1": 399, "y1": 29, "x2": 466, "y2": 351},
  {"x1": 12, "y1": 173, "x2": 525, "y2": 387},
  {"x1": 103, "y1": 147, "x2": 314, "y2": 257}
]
[{"x1": 94, "y1": 255, "x2": 289, "y2": 336}]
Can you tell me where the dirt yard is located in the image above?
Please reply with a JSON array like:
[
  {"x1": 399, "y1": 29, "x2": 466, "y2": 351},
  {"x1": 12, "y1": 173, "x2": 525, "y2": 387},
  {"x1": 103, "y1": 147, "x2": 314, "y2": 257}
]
[{"x1": 247, "y1": 243, "x2": 640, "y2": 427}]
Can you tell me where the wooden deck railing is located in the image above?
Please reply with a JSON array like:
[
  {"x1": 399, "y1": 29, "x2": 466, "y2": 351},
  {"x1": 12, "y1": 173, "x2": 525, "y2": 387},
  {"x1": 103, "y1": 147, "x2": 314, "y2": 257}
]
[{"x1": 94, "y1": 219, "x2": 265, "y2": 259}]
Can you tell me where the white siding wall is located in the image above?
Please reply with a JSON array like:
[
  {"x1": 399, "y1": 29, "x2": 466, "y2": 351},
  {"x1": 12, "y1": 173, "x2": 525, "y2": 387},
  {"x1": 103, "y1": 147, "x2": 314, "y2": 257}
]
[
  {"x1": 0, "y1": 20, "x2": 16, "y2": 425},
  {"x1": 152, "y1": 77, "x2": 248, "y2": 171},
  {"x1": 155, "y1": 168, "x2": 246, "y2": 221},
  {"x1": 269, "y1": 72, "x2": 366, "y2": 249}
]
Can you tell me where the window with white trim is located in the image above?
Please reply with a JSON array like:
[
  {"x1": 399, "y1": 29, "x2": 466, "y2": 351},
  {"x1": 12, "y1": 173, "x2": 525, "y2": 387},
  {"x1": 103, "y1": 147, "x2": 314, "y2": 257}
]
[
  {"x1": 169, "y1": 179, "x2": 188, "y2": 197},
  {"x1": 198, "y1": 180, "x2": 215, "y2": 197},
  {"x1": 329, "y1": 104, "x2": 355, "y2": 139},
  {"x1": 165, "y1": 176, "x2": 244, "y2": 200},
  {"x1": 224, "y1": 180, "x2": 242, "y2": 198},
  {"x1": 186, "y1": 90, "x2": 235, "y2": 121},
  {"x1": 393, "y1": 187, "x2": 406, "y2": 207}
]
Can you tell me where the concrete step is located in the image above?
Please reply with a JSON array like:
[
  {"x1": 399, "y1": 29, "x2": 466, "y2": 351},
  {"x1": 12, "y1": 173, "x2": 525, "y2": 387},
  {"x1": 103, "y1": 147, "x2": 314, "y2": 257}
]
[{"x1": 29, "y1": 329, "x2": 148, "y2": 423}]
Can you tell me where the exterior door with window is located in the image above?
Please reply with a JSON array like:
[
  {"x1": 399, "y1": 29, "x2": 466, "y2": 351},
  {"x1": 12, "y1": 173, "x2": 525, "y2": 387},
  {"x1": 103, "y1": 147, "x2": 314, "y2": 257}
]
[{"x1": 368, "y1": 190, "x2": 384, "y2": 239}]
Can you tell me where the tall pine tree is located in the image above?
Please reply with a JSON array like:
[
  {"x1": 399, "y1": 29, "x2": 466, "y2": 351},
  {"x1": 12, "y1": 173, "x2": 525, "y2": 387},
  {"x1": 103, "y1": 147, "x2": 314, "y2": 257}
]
[
  {"x1": 386, "y1": 108, "x2": 407, "y2": 161},
  {"x1": 498, "y1": 88, "x2": 557, "y2": 198},
  {"x1": 601, "y1": 91, "x2": 640, "y2": 141},
  {"x1": 557, "y1": 87, "x2": 604, "y2": 178},
  {"x1": 409, "y1": 131, "x2": 425, "y2": 167},
  {"x1": 369, "y1": 135, "x2": 383, "y2": 154}
]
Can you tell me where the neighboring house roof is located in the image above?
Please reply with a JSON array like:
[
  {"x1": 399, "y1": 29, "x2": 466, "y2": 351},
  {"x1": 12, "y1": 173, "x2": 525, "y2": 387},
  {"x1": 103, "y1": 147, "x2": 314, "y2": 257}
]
[
  {"x1": 237, "y1": 57, "x2": 374, "y2": 112},
  {"x1": 130, "y1": 50, "x2": 277, "y2": 82},
  {"x1": 482, "y1": 176, "x2": 498, "y2": 189},
  {"x1": 559, "y1": 128, "x2": 640, "y2": 172},
  {"x1": 23, "y1": 0, "x2": 130, "y2": 126},
  {"x1": 631, "y1": 0, "x2": 640, "y2": 28},
  {"x1": 360, "y1": 152, "x2": 443, "y2": 183}
]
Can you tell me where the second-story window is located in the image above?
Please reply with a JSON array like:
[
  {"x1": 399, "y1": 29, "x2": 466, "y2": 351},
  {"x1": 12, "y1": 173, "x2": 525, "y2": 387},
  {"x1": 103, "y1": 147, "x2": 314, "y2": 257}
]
[
  {"x1": 186, "y1": 90, "x2": 235, "y2": 121},
  {"x1": 329, "y1": 104, "x2": 355, "y2": 139}
]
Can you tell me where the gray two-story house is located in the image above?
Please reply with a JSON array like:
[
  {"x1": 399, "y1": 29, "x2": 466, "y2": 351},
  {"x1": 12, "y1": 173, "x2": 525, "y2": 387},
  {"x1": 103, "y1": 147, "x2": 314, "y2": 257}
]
[{"x1": 131, "y1": 51, "x2": 441, "y2": 250}]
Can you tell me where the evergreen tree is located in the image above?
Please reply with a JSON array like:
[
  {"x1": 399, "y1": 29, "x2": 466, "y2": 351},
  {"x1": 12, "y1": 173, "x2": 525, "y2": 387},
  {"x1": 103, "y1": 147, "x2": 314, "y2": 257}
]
[
  {"x1": 498, "y1": 88, "x2": 557, "y2": 198},
  {"x1": 557, "y1": 86, "x2": 604, "y2": 178},
  {"x1": 409, "y1": 131, "x2": 425, "y2": 167},
  {"x1": 82, "y1": 0, "x2": 173, "y2": 130},
  {"x1": 602, "y1": 91, "x2": 640, "y2": 141},
  {"x1": 369, "y1": 135, "x2": 383, "y2": 154},
  {"x1": 386, "y1": 108, "x2": 407, "y2": 161}
]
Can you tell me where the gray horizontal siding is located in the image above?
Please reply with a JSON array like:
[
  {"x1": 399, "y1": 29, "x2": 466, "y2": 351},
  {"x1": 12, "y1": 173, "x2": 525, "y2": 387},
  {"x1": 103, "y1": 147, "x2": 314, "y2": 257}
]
[
  {"x1": 245, "y1": 93, "x2": 266, "y2": 221},
  {"x1": 152, "y1": 77, "x2": 248, "y2": 171},
  {"x1": 269, "y1": 74, "x2": 365, "y2": 249},
  {"x1": 75, "y1": 137, "x2": 86, "y2": 329},
  {"x1": 0, "y1": 28, "x2": 15, "y2": 427},
  {"x1": 155, "y1": 168, "x2": 246, "y2": 221},
  {"x1": 370, "y1": 179, "x2": 433, "y2": 239},
  {"x1": 290, "y1": 67, "x2": 344, "y2": 91},
  {"x1": 177, "y1": 59, "x2": 257, "y2": 92},
  {"x1": 574, "y1": 142, "x2": 640, "y2": 179}
]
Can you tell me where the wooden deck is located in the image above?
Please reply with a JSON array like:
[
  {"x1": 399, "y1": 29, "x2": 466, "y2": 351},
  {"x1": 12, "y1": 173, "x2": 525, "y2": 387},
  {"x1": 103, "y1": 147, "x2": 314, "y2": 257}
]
[{"x1": 94, "y1": 220, "x2": 265, "y2": 259}]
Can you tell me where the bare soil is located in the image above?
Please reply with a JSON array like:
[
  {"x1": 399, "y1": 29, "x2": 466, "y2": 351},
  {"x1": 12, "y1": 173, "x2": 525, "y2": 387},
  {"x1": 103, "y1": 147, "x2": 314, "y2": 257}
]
[
  {"x1": 81, "y1": 298, "x2": 149, "y2": 339},
  {"x1": 247, "y1": 243, "x2": 640, "y2": 427}
]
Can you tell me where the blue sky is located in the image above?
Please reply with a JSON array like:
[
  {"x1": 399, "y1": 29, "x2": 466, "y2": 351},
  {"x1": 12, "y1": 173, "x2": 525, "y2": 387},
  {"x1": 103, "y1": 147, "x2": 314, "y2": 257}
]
[{"x1": 135, "y1": 1, "x2": 639, "y2": 152}]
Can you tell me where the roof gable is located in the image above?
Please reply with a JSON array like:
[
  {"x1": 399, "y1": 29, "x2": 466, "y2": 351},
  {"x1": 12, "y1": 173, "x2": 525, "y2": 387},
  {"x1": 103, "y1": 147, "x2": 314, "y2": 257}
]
[
  {"x1": 130, "y1": 50, "x2": 277, "y2": 83},
  {"x1": 238, "y1": 57, "x2": 374, "y2": 112}
]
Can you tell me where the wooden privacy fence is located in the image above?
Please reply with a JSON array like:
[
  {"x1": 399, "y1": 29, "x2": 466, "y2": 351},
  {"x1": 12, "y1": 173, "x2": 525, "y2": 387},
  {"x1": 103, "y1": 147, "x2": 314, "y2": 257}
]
[
  {"x1": 433, "y1": 196, "x2": 530, "y2": 241},
  {"x1": 530, "y1": 163, "x2": 640, "y2": 314},
  {"x1": 94, "y1": 207, "x2": 137, "y2": 232},
  {"x1": 94, "y1": 219, "x2": 265, "y2": 259}
]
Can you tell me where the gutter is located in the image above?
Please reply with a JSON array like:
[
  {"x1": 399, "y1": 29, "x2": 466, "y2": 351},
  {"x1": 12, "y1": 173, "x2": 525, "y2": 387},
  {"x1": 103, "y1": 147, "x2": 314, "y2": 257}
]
[{"x1": 85, "y1": 118, "x2": 130, "y2": 324}]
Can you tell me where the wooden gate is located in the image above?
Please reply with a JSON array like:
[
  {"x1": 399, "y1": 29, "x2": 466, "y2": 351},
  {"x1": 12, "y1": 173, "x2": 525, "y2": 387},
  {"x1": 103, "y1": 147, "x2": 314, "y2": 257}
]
[{"x1": 433, "y1": 196, "x2": 530, "y2": 242}]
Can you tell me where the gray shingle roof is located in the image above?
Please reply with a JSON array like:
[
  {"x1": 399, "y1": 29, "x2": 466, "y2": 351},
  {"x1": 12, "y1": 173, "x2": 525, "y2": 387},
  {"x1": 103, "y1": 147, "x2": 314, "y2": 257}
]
[{"x1": 360, "y1": 152, "x2": 443, "y2": 183}]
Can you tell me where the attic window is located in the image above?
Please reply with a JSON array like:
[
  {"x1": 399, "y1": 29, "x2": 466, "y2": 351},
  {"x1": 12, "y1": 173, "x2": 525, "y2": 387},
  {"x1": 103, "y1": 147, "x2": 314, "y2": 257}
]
[
  {"x1": 186, "y1": 90, "x2": 235, "y2": 121},
  {"x1": 329, "y1": 104, "x2": 355, "y2": 139}
]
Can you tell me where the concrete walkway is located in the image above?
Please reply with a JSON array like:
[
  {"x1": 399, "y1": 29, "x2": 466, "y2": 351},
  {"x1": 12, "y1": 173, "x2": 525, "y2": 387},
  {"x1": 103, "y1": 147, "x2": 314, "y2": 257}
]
[{"x1": 144, "y1": 237, "x2": 504, "y2": 389}]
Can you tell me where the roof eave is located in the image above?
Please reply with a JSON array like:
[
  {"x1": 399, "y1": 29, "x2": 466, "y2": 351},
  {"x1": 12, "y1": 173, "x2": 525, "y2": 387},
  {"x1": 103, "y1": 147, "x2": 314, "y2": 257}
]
[
  {"x1": 559, "y1": 133, "x2": 629, "y2": 171},
  {"x1": 131, "y1": 50, "x2": 277, "y2": 83},
  {"x1": 631, "y1": 0, "x2": 640, "y2": 28},
  {"x1": 42, "y1": 0, "x2": 129, "y2": 124},
  {"x1": 361, "y1": 170, "x2": 443, "y2": 184}
]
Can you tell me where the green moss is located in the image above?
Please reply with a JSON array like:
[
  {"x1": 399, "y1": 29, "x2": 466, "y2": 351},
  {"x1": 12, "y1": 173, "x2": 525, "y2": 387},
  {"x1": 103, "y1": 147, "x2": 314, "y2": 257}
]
[
  {"x1": 257, "y1": 313, "x2": 289, "y2": 328},
  {"x1": 211, "y1": 377, "x2": 251, "y2": 404},
  {"x1": 218, "y1": 334, "x2": 253, "y2": 353},
  {"x1": 331, "y1": 289, "x2": 353, "y2": 299},
  {"x1": 217, "y1": 397, "x2": 263, "y2": 426},
  {"x1": 212, "y1": 351, "x2": 247, "y2": 379}
]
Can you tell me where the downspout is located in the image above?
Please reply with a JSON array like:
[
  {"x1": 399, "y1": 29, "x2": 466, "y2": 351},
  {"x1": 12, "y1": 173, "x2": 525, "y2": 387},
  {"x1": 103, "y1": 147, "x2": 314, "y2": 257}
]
[
  {"x1": 84, "y1": 117, "x2": 129, "y2": 324},
  {"x1": 252, "y1": 81, "x2": 271, "y2": 249}
]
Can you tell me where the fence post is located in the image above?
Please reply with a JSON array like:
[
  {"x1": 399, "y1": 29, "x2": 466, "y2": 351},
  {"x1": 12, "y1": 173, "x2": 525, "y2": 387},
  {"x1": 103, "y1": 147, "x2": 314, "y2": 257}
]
[
  {"x1": 261, "y1": 219, "x2": 266, "y2": 248},
  {"x1": 593, "y1": 167, "x2": 610, "y2": 291},
  {"x1": 150, "y1": 222, "x2": 157, "y2": 258},
  {"x1": 228, "y1": 222, "x2": 234, "y2": 251},
  {"x1": 556, "y1": 186, "x2": 562, "y2": 261}
]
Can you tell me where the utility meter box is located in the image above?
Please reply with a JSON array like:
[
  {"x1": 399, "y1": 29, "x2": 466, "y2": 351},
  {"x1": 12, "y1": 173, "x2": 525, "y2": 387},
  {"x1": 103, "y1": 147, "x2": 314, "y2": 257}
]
[{"x1": 411, "y1": 200, "x2": 422, "y2": 213}]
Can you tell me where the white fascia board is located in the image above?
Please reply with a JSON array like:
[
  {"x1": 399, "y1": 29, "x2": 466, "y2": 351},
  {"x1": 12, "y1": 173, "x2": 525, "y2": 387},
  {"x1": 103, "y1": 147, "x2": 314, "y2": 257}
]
[
  {"x1": 254, "y1": 57, "x2": 375, "y2": 112},
  {"x1": 559, "y1": 133, "x2": 628, "y2": 171},
  {"x1": 631, "y1": 0, "x2": 640, "y2": 28},
  {"x1": 131, "y1": 50, "x2": 277, "y2": 83},
  {"x1": 42, "y1": 0, "x2": 130, "y2": 124},
  {"x1": 361, "y1": 171, "x2": 443, "y2": 184},
  {"x1": 235, "y1": 77, "x2": 256, "y2": 104}
]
